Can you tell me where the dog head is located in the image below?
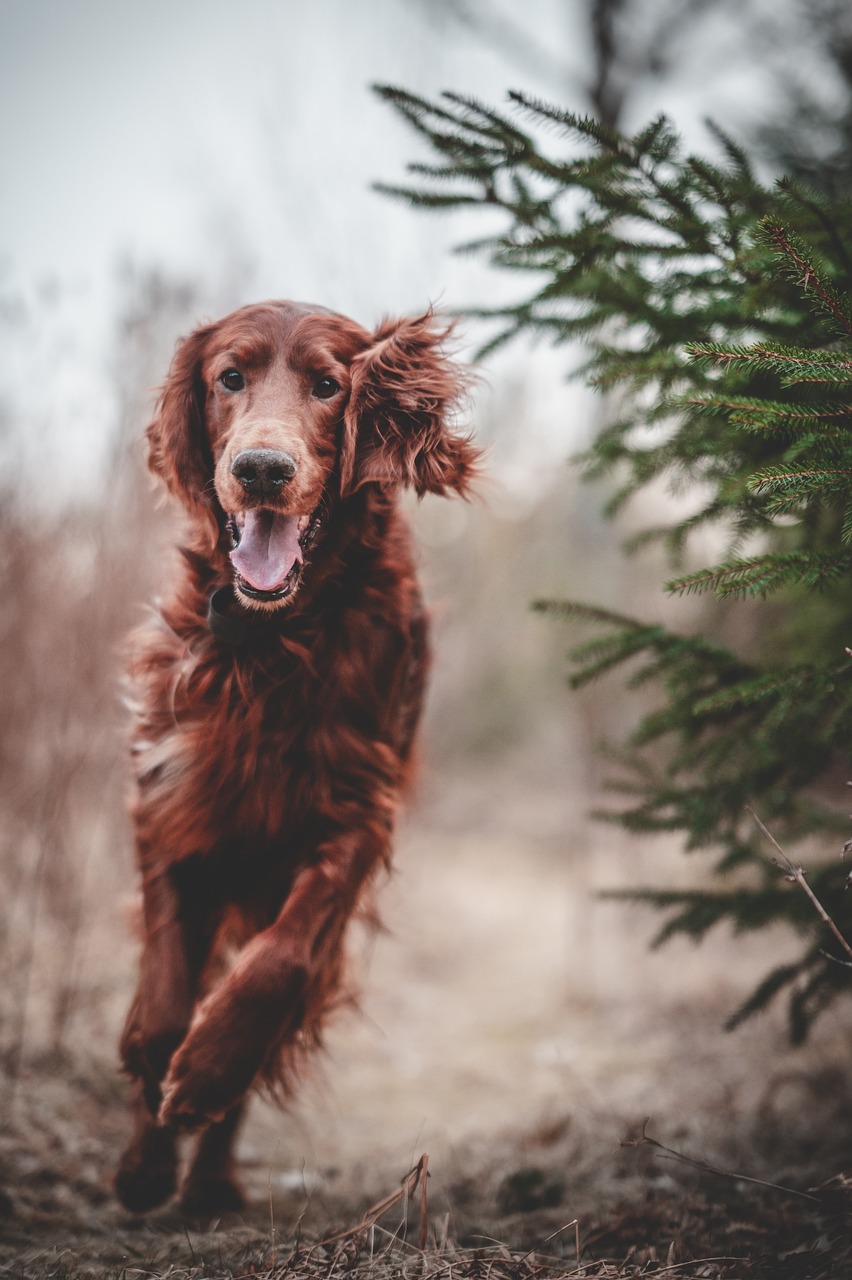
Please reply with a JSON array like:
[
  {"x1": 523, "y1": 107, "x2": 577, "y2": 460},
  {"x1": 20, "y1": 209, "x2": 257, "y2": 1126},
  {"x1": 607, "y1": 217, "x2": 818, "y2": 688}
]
[{"x1": 147, "y1": 300, "x2": 478, "y2": 610}]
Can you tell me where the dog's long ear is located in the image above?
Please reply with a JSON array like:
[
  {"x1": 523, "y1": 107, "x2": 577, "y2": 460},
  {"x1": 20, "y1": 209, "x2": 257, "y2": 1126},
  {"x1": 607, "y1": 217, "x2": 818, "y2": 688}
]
[
  {"x1": 146, "y1": 325, "x2": 219, "y2": 547},
  {"x1": 340, "y1": 312, "x2": 479, "y2": 497}
]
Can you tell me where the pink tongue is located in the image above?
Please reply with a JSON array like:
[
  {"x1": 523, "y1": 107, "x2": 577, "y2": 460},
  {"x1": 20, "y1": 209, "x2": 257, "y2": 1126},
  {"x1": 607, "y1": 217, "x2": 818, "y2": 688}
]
[{"x1": 229, "y1": 510, "x2": 302, "y2": 591}]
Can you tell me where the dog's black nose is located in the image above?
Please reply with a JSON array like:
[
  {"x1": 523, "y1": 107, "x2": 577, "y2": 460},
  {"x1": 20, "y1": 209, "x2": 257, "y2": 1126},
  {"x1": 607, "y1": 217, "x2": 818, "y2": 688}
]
[{"x1": 231, "y1": 449, "x2": 298, "y2": 496}]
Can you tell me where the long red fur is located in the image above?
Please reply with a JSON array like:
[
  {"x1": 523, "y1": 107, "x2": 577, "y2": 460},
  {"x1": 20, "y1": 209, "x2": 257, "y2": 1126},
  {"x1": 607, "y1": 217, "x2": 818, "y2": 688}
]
[{"x1": 114, "y1": 301, "x2": 478, "y2": 1215}]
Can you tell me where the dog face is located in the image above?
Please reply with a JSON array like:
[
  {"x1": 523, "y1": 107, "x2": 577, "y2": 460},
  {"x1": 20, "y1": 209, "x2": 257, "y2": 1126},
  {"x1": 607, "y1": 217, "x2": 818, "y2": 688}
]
[{"x1": 147, "y1": 300, "x2": 478, "y2": 610}]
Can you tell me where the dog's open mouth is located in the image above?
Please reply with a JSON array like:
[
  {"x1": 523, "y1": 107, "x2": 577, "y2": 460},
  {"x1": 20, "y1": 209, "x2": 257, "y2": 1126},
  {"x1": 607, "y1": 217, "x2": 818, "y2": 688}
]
[{"x1": 226, "y1": 508, "x2": 322, "y2": 605}]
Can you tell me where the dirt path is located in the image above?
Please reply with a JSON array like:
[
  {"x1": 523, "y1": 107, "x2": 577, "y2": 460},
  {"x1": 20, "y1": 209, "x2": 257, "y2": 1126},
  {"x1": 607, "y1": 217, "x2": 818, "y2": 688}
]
[
  {"x1": 244, "y1": 763, "x2": 847, "y2": 1200},
  {"x1": 3, "y1": 762, "x2": 851, "y2": 1275}
]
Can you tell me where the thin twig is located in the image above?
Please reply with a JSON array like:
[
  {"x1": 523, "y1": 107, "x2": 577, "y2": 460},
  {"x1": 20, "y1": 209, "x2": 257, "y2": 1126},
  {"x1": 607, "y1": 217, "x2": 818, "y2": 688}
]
[
  {"x1": 418, "y1": 1152, "x2": 429, "y2": 1250},
  {"x1": 623, "y1": 1119, "x2": 820, "y2": 1202},
  {"x1": 267, "y1": 1139, "x2": 281, "y2": 1270},
  {"x1": 748, "y1": 806, "x2": 852, "y2": 962},
  {"x1": 648, "y1": 1258, "x2": 745, "y2": 1277},
  {"x1": 515, "y1": 1219, "x2": 579, "y2": 1268},
  {"x1": 183, "y1": 1225, "x2": 198, "y2": 1263},
  {"x1": 316, "y1": 1153, "x2": 430, "y2": 1260}
]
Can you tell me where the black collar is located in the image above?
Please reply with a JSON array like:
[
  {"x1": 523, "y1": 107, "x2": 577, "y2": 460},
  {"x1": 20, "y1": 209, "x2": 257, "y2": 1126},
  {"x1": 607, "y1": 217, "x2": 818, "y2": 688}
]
[{"x1": 206, "y1": 585, "x2": 289, "y2": 647}]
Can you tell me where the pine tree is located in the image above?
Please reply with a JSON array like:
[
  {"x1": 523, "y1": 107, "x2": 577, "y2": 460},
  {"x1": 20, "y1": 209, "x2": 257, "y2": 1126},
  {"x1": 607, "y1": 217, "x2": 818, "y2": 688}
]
[{"x1": 375, "y1": 86, "x2": 852, "y2": 1039}]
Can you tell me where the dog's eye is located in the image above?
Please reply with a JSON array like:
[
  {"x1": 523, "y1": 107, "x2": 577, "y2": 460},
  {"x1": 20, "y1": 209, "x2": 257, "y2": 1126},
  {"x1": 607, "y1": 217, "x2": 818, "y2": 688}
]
[
  {"x1": 220, "y1": 369, "x2": 245, "y2": 392},
  {"x1": 313, "y1": 376, "x2": 341, "y2": 400}
]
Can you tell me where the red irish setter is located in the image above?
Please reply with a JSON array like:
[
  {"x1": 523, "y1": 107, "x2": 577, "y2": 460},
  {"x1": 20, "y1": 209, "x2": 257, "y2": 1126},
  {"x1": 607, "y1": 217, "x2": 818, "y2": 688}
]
[{"x1": 115, "y1": 301, "x2": 478, "y2": 1214}]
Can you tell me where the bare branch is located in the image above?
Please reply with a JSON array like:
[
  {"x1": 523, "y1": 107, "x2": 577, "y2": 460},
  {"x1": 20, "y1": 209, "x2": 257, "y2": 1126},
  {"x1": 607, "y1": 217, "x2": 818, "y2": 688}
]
[
  {"x1": 748, "y1": 807, "x2": 852, "y2": 962},
  {"x1": 623, "y1": 1119, "x2": 821, "y2": 1203}
]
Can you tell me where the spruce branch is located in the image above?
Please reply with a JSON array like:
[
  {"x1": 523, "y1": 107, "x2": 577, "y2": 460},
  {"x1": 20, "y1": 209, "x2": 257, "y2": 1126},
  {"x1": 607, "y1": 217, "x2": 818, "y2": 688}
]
[
  {"x1": 777, "y1": 178, "x2": 852, "y2": 276},
  {"x1": 760, "y1": 217, "x2": 852, "y2": 338},
  {"x1": 687, "y1": 342, "x2": 852, "y2": 381},
  {"x1": 378, "y1": 89, "x2": 852, "y2": 1037},
  {"x1": 668, "y1": 552, "x2": 852, "y2": 598}
]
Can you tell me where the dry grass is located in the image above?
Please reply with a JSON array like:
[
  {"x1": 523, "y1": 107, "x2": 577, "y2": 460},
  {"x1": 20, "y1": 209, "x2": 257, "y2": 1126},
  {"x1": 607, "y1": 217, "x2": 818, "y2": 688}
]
[
  {"x1": 4, "y1": 806, "x2": 852, "y2": 1280},
  {"x1": 2, "y1": 1044, "x2": 850, "y2": 1278}
]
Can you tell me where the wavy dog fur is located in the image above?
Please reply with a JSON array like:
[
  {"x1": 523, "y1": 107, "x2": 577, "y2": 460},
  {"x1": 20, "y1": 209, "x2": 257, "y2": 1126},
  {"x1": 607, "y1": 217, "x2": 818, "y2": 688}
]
[{"x1": 115, "y1": 301, "x2": 478, "y2": 1214}]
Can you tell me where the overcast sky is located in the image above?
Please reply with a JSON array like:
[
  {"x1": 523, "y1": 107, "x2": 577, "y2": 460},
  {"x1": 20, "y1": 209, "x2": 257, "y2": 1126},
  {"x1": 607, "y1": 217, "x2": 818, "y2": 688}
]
[
  {"x1": 0, "y1": 0, "x2": 582, "y2": 494},
  {"x1": 1, "y1": 0, "x2": 579, "y2": 310},
  {"x1": 0, "y1": 0, "x2": 819, "y2": 498}
]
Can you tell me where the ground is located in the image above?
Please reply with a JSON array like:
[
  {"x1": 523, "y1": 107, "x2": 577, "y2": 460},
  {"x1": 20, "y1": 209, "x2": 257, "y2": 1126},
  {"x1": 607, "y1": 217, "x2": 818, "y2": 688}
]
[{"x1": 2, "y1": 761, "x2": 851, "y2": 1278}]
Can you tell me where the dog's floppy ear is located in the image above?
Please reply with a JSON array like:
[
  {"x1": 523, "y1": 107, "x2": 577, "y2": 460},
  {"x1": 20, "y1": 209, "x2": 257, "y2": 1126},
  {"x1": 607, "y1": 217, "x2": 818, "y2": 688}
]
[
  {"x1": 340, "y1": 311, "x2": 479, "y2": 497},
  {"x1": 146, "y1": 325, "x2": 219, "y2": 547}
]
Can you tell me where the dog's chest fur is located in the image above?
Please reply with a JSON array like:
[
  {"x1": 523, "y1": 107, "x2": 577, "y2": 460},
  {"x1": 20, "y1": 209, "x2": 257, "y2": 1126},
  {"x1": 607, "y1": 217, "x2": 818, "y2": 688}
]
[{"x1": 129, "y1": 517, "x2": 420, "y2": 869}]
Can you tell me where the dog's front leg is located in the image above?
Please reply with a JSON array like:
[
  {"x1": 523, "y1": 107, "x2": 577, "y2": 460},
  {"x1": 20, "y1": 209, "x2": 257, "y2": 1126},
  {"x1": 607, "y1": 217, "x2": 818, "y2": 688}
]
[
  {"x1": 120, "y1": 859, "x2": 207, "y2": 1113},
  {"x1": 159, "y1": 825, "x2": 389, "y2": 1129}
]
